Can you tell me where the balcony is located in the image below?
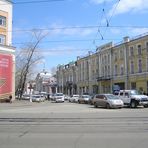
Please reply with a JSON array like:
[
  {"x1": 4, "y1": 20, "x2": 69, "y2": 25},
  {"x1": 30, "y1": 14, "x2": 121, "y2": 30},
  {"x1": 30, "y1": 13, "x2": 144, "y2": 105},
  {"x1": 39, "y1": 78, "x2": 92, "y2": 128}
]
[{"x1": 97, "y1": 75, "x2": 111, "y2": 81}]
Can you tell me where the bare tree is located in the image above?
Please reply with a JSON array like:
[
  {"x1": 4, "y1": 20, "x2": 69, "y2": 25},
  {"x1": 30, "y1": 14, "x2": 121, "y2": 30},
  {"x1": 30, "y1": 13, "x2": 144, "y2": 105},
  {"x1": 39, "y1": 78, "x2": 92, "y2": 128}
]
[{"x1": 15, "y1": 30, "x2": 48, "y2": 98}]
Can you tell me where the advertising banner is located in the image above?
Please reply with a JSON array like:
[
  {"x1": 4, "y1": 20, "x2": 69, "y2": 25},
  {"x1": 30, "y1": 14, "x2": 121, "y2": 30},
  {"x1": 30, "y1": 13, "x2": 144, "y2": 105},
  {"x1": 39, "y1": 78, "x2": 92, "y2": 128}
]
[{"x1": 0, "y1": 54, "x2": 12, "y2": 97}]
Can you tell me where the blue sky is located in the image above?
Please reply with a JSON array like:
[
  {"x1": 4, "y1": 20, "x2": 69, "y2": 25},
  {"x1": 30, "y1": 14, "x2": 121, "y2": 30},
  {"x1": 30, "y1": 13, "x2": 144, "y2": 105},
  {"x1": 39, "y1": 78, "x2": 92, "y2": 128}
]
[{"x1": 12, "y1": 0, "x2": 148, "y2": 73}]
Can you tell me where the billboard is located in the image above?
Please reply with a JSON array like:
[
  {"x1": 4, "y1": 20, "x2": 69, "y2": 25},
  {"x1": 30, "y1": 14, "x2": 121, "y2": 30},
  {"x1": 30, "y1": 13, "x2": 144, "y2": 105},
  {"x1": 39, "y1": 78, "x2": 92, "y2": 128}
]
[{"x1": 0, "y1": 54, "x2": 13, "y2": 98}]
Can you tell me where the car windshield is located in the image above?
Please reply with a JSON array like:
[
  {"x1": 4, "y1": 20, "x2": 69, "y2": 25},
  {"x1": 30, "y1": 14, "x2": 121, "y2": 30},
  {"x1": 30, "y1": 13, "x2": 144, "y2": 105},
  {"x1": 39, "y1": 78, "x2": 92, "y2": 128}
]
[
  {"x1": 106, "y1": 94, "x2": 119, "y2": 100},
  {"x1": 56, "y1": 93, "x2": 63, "y2": 96},
  {"x1": 82, "y1": 95, "x2": 89, "y2": 98},
  {"x1": 129, "y1": 90, "x2": 140, "y2": 95},
  {"x1": 73, "y1": 95, "x2": 79, "y2": 97},
  {"x1": 32, "y1": 95, "x2": 40, "y2": 98}
]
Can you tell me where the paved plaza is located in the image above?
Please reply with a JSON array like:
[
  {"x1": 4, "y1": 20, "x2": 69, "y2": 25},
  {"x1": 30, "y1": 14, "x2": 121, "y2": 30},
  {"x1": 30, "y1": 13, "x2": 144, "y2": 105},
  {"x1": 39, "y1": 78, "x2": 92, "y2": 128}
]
[{"x1": 0, "y1": 100, "x2": 148, "y2": 148}]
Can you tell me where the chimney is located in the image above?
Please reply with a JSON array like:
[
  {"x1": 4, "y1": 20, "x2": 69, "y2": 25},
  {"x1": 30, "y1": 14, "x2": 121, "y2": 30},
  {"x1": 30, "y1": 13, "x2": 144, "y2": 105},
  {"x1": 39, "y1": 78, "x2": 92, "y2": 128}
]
[{"x1": 123, "y1": 36, "x2": 130, "y2": 43}]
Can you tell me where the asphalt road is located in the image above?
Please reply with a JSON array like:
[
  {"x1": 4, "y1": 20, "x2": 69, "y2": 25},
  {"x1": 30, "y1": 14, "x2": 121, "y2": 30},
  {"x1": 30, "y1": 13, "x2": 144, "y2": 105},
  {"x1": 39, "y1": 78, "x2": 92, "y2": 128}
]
[{"x1": 0, "y1": 100, "x2": 148, "y2": 148}]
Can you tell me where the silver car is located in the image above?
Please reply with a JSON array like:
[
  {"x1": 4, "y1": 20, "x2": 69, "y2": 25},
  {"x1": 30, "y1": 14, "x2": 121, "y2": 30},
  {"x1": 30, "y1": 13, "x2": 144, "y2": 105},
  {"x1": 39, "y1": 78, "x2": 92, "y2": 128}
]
[
  {"x1": 93, "y1": 94, "x2": 124, "y2": 109},
  {"x1": 78, "y1": 95, "x2": 91, "y2": 104},
  {"x1": 69, "y1": 94, "x2": 79, "y2": 102}
]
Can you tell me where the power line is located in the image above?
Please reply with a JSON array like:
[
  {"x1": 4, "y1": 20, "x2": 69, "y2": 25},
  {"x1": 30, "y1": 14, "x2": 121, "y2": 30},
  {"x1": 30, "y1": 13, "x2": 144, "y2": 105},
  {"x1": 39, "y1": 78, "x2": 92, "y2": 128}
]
[
  {"x1": 2, "y1": 25, "x2": 148, "y2": 33},
  {"x1": 0, "y1": 0, "x2": 66, "y2": 5},
  {"x1": 13, "y1": 0, "x2": 65, "y2": 4},
  {"x1": 12, "y1": 38, "x2": 121, "y2": 45},
  {"x1": 102, "y1": 0, "x2": 121, "y2": 37}
]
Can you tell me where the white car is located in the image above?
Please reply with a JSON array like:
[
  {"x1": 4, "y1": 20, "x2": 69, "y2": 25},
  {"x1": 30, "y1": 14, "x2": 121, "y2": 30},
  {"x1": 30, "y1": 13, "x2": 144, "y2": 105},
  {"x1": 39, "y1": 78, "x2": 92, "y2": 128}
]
[
  {"x1": 69, "y1": 95, "x2": 79, "y2": 102},
  {"x1": 54, "y1": 93, "x2": 65, "y2": 103},
  {"x1": 22, "y1": 94, "x2": 30, "y2": 100},
  {"x1": 118, "y1": 90, "x2": 148, "y2": 108},
  {"x1": 31, "y1": 95, "x2": 45, "y2": 102}
]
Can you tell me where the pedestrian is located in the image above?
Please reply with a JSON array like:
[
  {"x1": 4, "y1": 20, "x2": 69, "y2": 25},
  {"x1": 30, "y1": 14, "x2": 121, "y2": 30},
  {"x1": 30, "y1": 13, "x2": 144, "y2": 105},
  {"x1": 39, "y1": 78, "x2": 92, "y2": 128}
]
[{"x1": 9, "y1": 95, "x2": 12, "y2": 103}]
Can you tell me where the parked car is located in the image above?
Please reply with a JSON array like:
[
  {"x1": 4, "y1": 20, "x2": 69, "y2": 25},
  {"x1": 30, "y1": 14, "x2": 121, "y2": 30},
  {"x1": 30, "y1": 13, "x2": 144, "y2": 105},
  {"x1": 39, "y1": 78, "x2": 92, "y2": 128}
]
[
  {"x1": 22, "y1": 94, "x2": 30, "y2": 100},
  {"x1": 64, "y1": 95, "x2": 70, "y2": 101},
  {"x1": 118, "y1": 90, "x2": 148, "y2": 108},
  {"x1": 54, "y1": 93, "x2": 65, "y2": 103},
  {"x1": 93, "y1": 94, "x2": 124, "y2": 109},
  {"x1": 78, "y1": 95, "x2": 91, "y2": 104},
  {"x1": 69, "y1": 94, "x2": 80, "y2": 102},
  {"x1": 31, "y1": 95, "x2": 46, "y2": 102},
  {"x1": 88, "y1": 94, "x2": 96, "y2": 105},
  {"x1": 50, "y1": 94, "x2": 55, "y2": 101}
]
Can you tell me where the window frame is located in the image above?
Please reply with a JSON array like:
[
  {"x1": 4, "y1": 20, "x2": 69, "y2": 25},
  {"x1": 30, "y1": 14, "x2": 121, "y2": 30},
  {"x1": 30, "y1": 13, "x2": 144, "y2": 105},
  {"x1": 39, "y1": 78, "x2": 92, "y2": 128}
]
[
  {"x1": 137, "y1": 44, "x2": 142, "y2": 55},
  {"x1": 0, "y1": 16, "x2": 6, "y2": 27},
  {"x1": 0, "y1": 34, "x2": 6, "y2": 45}
]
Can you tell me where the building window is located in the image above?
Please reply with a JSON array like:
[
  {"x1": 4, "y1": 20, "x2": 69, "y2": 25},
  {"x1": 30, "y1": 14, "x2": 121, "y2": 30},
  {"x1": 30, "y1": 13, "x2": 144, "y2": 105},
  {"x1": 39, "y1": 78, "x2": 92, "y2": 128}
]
[
  {"x1": 108, "y1": 54, "x2": 110, "y2": 64},
  {"x1": 120, "y1": 49, "x2": 124, "y2": 59},
  {"x1": 0, "y1": 34, "x2": 6, "y2": 45},
  {"x1": 131, "y1": 82, "x2": 136, "y2": 89},
  {"x1": 146, "y1": 42, "x2": 148, "y2": 53},
  {"x1": 105, "y1": 66, "x2": 107, "y2": 77},
  {"x1": 147, "y1": 81, "x2": 148, "y2": 94},
  {"x1": 138, "y1": 59, "x2": 142, "y2": 73},
  {"x1": 0, "y1": 16, "x2": 6, "y2": 27},
  {"x1": 131, "y1": 61, "x2": 134, "y2": 74},
  {"x1": 114, "y1": 52, "x2": 118, "y2": 61},
  {"x1": 137, "y1": 44, "x2": 142, "y2": 55},
  {"x1": 147, "y1": 58, "x2": 148, "y2": 72},
  {"x1": 130, "y1": 46, "x2": 134, "y2": 56},
  {"x1": 108, "y1": 66, "x2": 110, "y2": 77},
  {"x1": 114, "y1": 65, "x2": 118, "y2": 76},
  {"x1": 120, "y1": 66, "x2": 124, "y2": 75}
]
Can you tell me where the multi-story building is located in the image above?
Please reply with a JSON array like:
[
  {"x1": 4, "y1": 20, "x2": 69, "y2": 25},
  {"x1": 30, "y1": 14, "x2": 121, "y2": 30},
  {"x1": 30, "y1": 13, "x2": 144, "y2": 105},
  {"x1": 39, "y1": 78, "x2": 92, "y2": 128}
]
[
  {"x1": 77, "y1": 55, "x2": 89, "y2": 94},
  {"x1": 111, "y1": 37, "x2": 130, "y2": 90},
  {"x1": 0, "y1": 0, "x2": 15, "y2": 101},
  {"x1": 56, "y1": 33, "x2": 148, "y2": 95},
  {"x1": 35, "y1": 70, "x2": 57, "y2": 94},
  {"x1": 57, "y1": 62, "x2": 77, "y2": 95},
  {"x1": 96, "y1": 42, "x2": 112, "y2": 94}
]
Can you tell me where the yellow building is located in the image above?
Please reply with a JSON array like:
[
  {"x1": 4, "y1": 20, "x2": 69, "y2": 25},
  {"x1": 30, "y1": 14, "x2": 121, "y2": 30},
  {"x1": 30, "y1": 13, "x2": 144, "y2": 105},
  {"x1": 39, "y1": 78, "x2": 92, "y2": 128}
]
[
  {"x1": 77, "y1": 55, "x2": 89, "y2": 94},
  {"x1": 0, "y1": 0, "x2": 15, "y2": 101},
  {"x1": 96, "y1": 42, "x2": 113, "y2": 94},
  {"x1": 56, "y1": 33, "x2": 148, "y2": 95},
  {"x1": 112, "y1": 34, "x2": 148, "y2": 94}
]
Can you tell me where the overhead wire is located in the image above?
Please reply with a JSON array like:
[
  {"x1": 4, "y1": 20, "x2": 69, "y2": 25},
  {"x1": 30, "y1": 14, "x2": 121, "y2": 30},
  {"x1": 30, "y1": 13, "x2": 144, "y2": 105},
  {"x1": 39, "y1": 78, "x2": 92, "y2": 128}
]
[
  {"x1": 2, "y1": 25, "x2": 148, "y2": 33},
  {"x1": 12, "y1": 38, "x2": 121, "y2": 45},
  {"x1": 102, "y1": 0, "x2": 121, "y2": 37},
  {"x1": 0, "y1": 0, "x2": 66, "y2": 5}
]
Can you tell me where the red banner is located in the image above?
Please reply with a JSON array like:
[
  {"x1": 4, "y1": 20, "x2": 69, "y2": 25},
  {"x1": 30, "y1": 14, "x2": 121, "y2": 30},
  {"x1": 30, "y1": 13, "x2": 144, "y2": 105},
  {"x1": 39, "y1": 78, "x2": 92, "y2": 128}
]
[{"x1": 0, "y1": 54, "x2": 13, "y2": 95}]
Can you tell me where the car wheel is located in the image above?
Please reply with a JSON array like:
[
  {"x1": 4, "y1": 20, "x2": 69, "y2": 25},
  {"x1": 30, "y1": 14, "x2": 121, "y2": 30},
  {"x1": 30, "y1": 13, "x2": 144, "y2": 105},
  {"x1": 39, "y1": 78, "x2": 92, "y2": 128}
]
[
  {"x1": 94, "y1": 102, "x2": 98, "y2": 108},
  {"x1": 144, "y1": 104, "x2": 148, "y2": 108},
  {"x1": 106, "y1": 103, "x2": 110, "y2": 109},
  {"x1": 130, "y1": 100, "x2": 137, "y2": 108}
]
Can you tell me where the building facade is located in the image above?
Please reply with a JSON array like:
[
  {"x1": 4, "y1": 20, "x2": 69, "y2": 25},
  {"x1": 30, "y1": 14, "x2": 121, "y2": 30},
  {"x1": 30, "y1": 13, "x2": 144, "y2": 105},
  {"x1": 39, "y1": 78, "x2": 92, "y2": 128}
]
[
  {"x1": 0, "y1": 0, "x2": 15, "y2": 101},
  {"x1": 56, "y1": 33, "x2": 148, "y2": 95},
  {"x1": 57, "y1": 62, "x2": 77, "y2": 96},
  {"x1": 35, "y1": 71, "x2": 57, "y2": 94}
]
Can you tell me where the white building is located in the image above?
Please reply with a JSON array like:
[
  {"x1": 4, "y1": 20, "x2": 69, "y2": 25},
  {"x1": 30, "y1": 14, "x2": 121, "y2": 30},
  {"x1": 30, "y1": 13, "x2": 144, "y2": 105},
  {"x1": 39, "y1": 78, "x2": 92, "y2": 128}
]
[{"x1": 35, "y1": 70, "x2": 57, "y2": 94}]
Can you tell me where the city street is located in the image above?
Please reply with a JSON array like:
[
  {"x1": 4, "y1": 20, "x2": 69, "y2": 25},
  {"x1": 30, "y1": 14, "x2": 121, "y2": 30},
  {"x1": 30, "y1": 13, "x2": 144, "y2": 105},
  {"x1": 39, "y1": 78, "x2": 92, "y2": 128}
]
[{"x1": 0, "y1": 100, "x2": 148, "y2": 148}]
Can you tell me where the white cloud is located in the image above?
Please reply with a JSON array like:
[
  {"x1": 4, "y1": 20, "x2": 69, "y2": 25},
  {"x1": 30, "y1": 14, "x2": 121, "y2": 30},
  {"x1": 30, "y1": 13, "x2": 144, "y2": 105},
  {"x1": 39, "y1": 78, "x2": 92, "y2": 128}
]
[
  {"x1": 110, "y1": 28, "x2": 121, "y2": 34},
  {"x1": 39, "y1": 46, "x2": 87, "y2": 56},
  {"x1": 129, "y1": 28, "x2": 148, "y2": 35},
  {"x1": 109, "y1": 0, "x2": 148, "y2": 16},
  {"x1": 90, "y1": 0, "x2": 113, "y2": 4},
  {"x1": 48, "y1": 23, "x2": 95, "y2": 37}
]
